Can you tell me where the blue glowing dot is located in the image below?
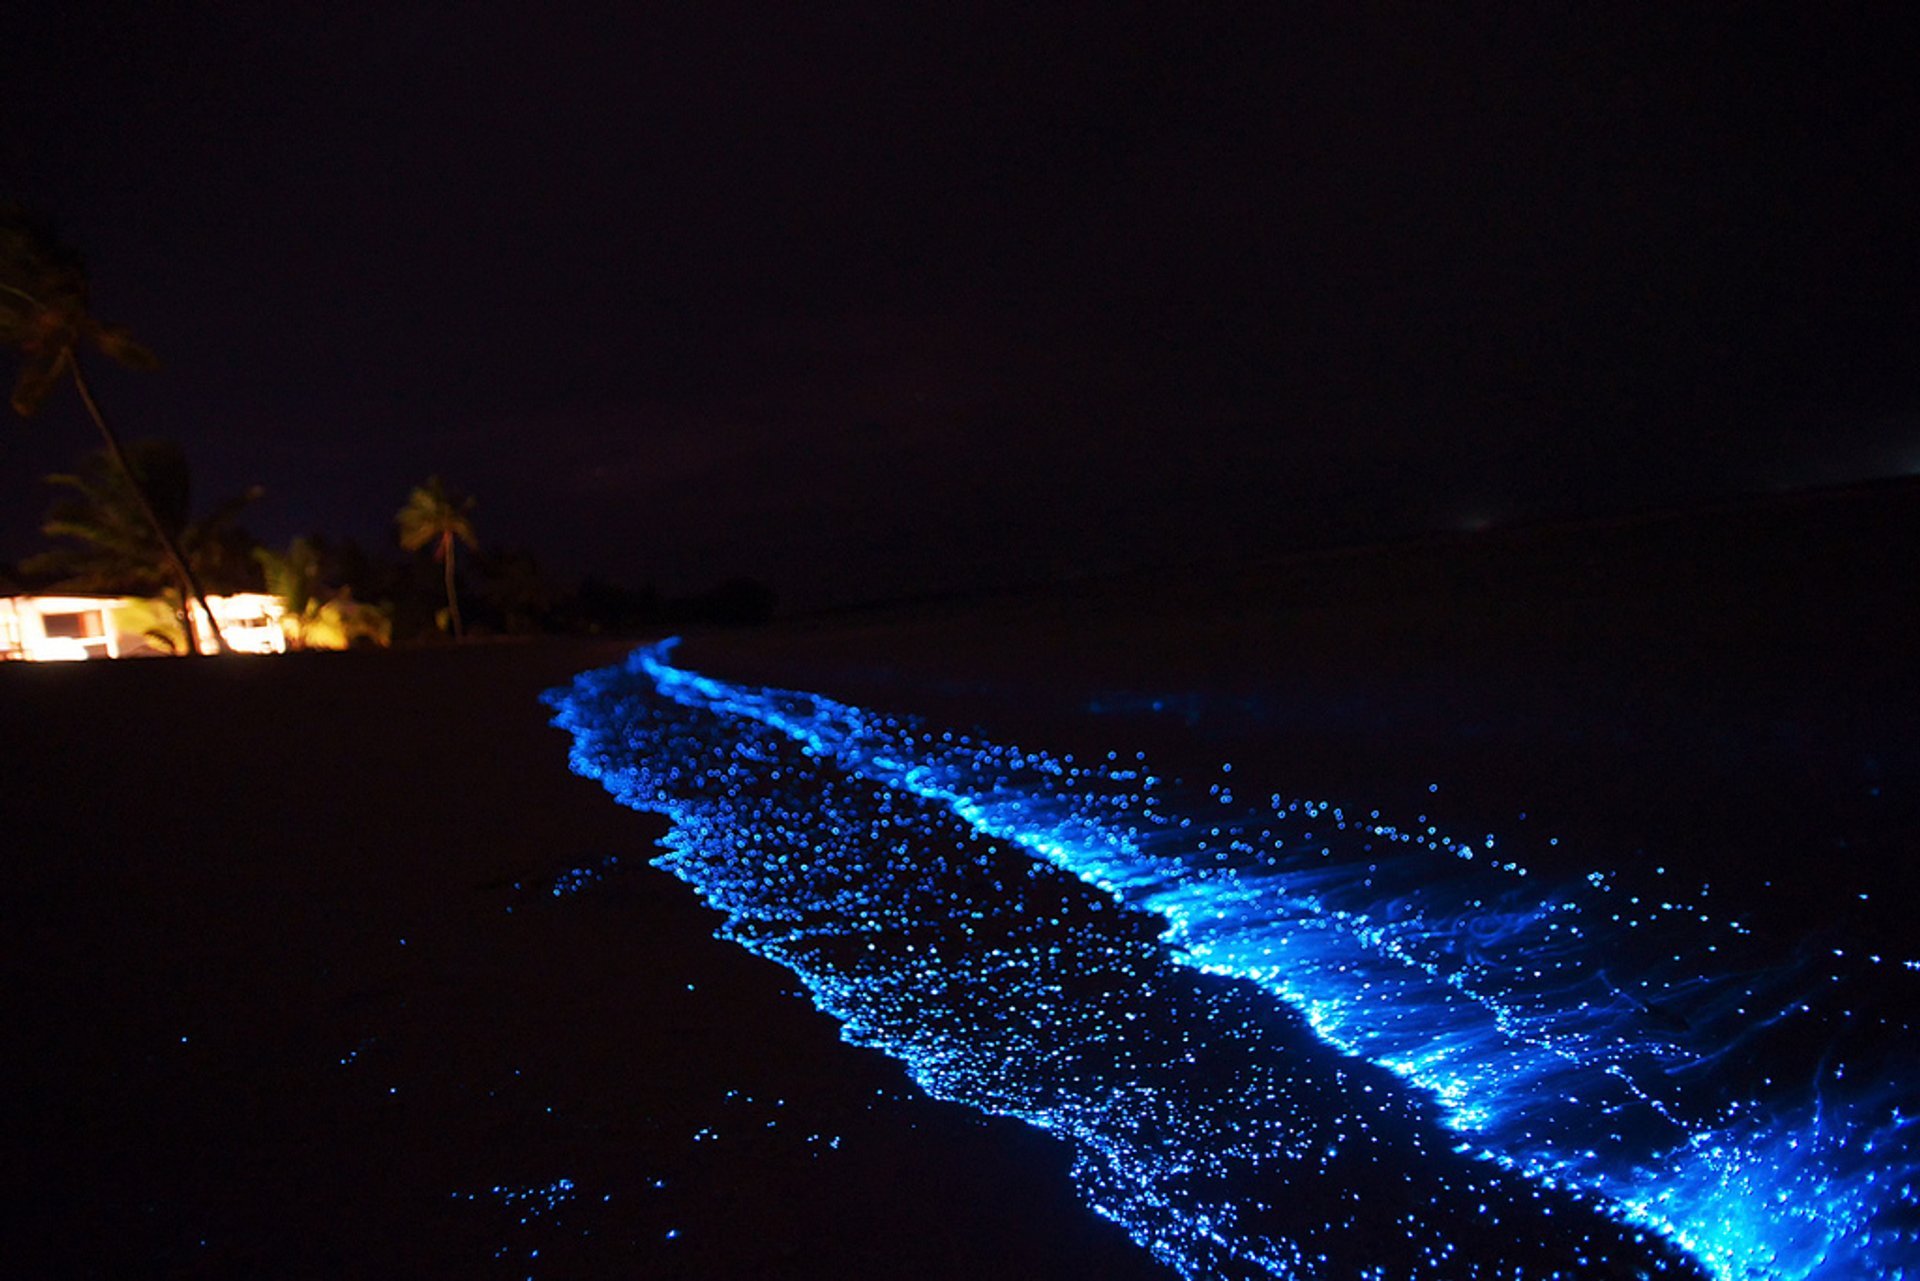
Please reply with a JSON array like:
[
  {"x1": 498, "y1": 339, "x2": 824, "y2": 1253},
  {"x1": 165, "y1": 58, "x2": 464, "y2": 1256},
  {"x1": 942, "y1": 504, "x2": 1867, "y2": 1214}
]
[{"x1": 542, "y1": 640, "x2": 1920, "y2": 1281}]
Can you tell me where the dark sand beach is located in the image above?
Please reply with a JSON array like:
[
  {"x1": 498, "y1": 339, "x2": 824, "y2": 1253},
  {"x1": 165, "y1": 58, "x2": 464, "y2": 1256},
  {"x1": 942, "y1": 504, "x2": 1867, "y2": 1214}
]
[
  {"x1": 6, "y1": 478, "x2": 1919, "y2": 1279},
  {"x1": 3, "y1": 641, "x2": 1170, "y2": 1280}
]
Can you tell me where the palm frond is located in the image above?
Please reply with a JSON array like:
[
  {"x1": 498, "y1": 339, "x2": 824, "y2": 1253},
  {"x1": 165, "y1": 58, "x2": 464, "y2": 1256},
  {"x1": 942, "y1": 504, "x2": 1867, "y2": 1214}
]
[
  {"x1": 10, "y1": 349, "x2": 67, "y2": 416},
  {"x1": 91, "y1": 323, "x2": 160, "y2": 371},
  {"x1": 396, "y1": 476, "x2": 479, "y2": 551},
  {"x1": 34, "y1": 442, "x2": 261, "y2": 595},
  {"x1": 1, "y1": 204, "x2": 158, "y2": 412}
]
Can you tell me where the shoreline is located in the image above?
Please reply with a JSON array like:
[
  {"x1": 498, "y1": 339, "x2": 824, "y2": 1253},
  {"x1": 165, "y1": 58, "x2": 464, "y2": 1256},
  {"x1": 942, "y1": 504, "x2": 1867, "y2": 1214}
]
[
  {"x1": 3, "y1": 641, "x2": 1170, "y2": 1279},
  {"x1": 9, "y1": 467, "x2": 1917, "y2": 1278}
]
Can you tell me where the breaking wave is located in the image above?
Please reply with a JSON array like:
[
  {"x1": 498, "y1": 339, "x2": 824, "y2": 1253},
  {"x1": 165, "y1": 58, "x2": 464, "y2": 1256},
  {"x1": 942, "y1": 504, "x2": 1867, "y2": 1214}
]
[{"x1": 546, "y1": 641, "x2": 1920, "y2": 1280}]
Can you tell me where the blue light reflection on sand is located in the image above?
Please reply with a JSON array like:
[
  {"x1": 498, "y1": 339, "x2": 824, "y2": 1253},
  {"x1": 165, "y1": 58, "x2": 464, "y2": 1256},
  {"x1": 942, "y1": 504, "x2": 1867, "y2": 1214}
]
[{"x1": 547, "y1": 641, "x2": 1919, "y2": 1280}]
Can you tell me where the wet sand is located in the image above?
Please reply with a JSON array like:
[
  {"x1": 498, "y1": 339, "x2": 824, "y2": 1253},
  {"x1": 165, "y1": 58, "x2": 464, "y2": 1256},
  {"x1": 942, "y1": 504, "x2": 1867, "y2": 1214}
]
[
  {"x1": 6, "y1": 477, "x2": 1918, "y2": 1278},
  {"x1": 2, "y1": 641, "x2": 1171, "y2": 1280}
]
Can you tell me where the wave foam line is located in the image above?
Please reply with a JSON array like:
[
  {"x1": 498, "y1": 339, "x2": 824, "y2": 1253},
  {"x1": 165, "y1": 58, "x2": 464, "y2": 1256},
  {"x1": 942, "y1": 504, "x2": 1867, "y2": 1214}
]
[{"x1": 547, "y1": 641, "x2": 1920, "y2": 1280}]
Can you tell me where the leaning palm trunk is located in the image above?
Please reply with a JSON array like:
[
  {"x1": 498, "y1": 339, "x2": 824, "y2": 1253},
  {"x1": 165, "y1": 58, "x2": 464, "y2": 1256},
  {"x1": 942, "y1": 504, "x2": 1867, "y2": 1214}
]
[
  {"x1": 441, "y1": 530, "x2": 464, "y2": 641},
  {"x1": 67, "y1": 353, "x2": 229, "y2": 655}
]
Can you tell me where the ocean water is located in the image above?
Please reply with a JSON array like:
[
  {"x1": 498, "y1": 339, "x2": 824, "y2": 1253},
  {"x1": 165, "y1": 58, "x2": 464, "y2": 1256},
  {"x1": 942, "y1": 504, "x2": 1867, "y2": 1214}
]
[{"x1": 546, "y1": 640, "x2": 1920, "y2": 1281}]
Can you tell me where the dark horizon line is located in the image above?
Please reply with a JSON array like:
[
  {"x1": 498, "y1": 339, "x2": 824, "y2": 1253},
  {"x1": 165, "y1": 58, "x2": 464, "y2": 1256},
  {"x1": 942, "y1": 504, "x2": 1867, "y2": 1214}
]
[{"x1": 776, "y1": 469, "x2": 1920, "y2": 625}]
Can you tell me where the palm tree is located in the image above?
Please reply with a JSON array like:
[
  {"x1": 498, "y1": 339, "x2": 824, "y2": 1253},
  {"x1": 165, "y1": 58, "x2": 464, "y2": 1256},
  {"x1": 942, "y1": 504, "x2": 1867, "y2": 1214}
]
[
  {"x1": 254, "y1": 537, "x2": 392, "y2": 650},
  {"x1": 396, "y1": 476, "x2": 477, "y2": 641},
  {"x1": 25, "y1": 441, "x2": 261, "y2": 653},
  {"x1": 0, "y1": 204, "x2": 230, "y2": 653}
]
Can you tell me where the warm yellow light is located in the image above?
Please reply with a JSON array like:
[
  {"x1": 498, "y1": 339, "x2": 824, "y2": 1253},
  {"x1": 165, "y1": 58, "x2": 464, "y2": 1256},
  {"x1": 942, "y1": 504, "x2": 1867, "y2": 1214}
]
[
  {"x1": 191, "y1": 593, "x2": 287, "y2": 656},
  {"x1": 0, "y1": 595, "x2": 126, "y2": 661},
  {"x1": 0, "y1": 593, "x2": 289, "y2": 660}
]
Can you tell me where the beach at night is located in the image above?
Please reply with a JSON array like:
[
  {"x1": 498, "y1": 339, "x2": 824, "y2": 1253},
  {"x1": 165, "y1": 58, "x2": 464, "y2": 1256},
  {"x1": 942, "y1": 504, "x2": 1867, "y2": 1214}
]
[
  {"x1": 7, "y1": 8, "x2": 1918, "y2": 1273},
  {"x1": 9, "y1": 481, "x2": 1919, "y2": 1278}
]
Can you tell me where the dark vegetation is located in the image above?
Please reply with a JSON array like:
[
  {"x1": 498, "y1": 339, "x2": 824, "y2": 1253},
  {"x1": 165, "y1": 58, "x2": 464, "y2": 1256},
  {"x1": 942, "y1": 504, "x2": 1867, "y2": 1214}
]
[
  {"x1": 1, "y1": 203, "x2": 230, "y2": 652},
  {"x1": 1, "y1": 440, "x2": 777, "y2": 644},
  {"x1": 1, "y1": 205, "x2": 775, "y2": 646}
]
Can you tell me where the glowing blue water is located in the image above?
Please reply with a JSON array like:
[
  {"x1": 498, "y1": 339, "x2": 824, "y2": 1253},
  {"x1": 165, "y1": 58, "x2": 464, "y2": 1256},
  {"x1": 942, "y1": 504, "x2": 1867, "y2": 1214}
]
[{"x1": 547, "y1": 641, "x2": 1920, "y2": 1280}]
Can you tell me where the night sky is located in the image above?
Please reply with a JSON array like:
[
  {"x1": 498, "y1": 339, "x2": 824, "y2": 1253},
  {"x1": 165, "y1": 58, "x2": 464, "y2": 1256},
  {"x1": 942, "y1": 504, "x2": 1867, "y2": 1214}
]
[{"x1": 6, "y1": 5, "x2": 1917, "y2": 609}]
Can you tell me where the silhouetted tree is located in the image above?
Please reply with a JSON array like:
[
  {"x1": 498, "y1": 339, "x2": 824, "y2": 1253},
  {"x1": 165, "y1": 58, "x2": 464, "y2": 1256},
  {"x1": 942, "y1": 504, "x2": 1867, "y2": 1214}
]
[
  {"x1": 560, "y1": 574, "x2": 662, "y2": 635},
  {"x1": 0, "y1": 205, "x2": 229, "y2": 653},
  {"x1": 25, "y1": 441, "x2": 261, "y2": 653},
  {"x1": 254, "y1": 537, "x2": 391, "y2": 650},
  {"x1": 396, "y1": 476, "x2": 477, "y2": 641},
  {"x1": 477, "y1": 545, "x2": 557, "y2": 636}
]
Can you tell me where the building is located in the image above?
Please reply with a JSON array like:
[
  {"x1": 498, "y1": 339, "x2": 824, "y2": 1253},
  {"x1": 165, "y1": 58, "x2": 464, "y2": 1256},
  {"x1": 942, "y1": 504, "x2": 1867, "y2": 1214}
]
[{"x1": 0, "y1": 593, "x2": 287, "y2": 660}]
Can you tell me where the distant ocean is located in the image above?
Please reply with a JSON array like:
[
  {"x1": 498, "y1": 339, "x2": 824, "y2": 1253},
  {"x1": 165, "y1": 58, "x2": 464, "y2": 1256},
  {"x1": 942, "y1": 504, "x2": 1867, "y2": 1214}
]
[{"x1": 549, "y1": 640, "x2": 1920, "y2": 1281}]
